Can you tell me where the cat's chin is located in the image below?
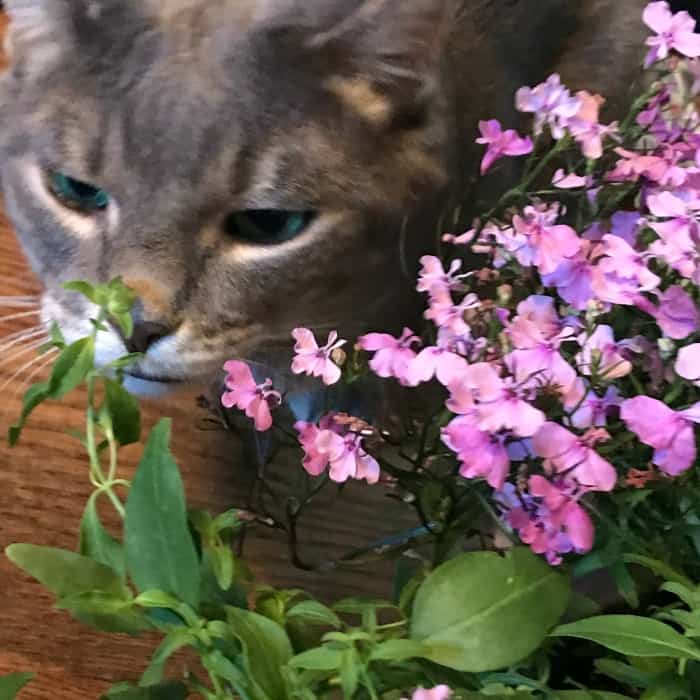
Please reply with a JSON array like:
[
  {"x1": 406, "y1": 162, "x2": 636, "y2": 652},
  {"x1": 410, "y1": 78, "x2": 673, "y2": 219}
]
[{"x1": 121, "y1": 373, "x2": 184, "y2": 398}]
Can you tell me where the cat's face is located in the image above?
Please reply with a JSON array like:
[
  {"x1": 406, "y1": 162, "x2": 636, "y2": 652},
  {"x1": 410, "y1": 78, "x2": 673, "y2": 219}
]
[{"x1": 0, "y1": 0, "x2": 454, "y2": 391}]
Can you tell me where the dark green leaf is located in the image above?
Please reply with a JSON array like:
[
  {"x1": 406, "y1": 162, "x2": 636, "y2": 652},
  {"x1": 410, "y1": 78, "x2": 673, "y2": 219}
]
[
  {"x1": 555, "y1": 692, "x2": 634, "y2": 699},
  {"x1": 9, "y1": 381, "x2": 50, "y2": 445},
  {"x1": 226, "y1": 606, "x2": 293, "y2": 700},
  {"x1": 56, "y1": 591, "x2": 150, "y2": 635},
  {"x1": 410, "y1": 548, "x2": 570, "y2": 672},
  {"x1": 333, "y1": 598, "x2": 397, "y2": 615},
  {"x1": 202, "y1": 652, "x2": 255, "y2": 700},
  {"x1": 622, "y1": 555, "x2": 693, "y2": 588},
  {"x1": 289, "y1": 647, "x2": 343, "y2": 671},
  {"x1": 287, "y1": 601, "x2": 341, "y2": 629},
  {"x1": 552, "y1": 616, "x2": 700, "y2": 660},
  {"x1": 48, "y1": 337, "x2": 94, "y2": 399},
  {"x1": 103, "y1": 379, "x2": 141, "y2": 446},
  {"x1": 140, "y1": 629, "x2": 194, "y2": 686},
  {"x1": 101, "y1": 681, "x2": 188, "y2": 700},
  {"x1": 6, "y1": 543, "x2": 127, "y2": 599},
  {"x1": 0, "y1": 673, "x2": 35, "y2": 700},
  {"x1": 639, "y1": 673, "x2": 692, "y2": 700},
  {"x1": 594, "y1": 658, "x2": 654, "y2": 688},
  {"x1": 370, "y1": 639, "x2": 429, "y2": 662},
  {"x1": 611, "y1": 562, "x2": 639, "y2": 609},
  {"x1": 79, "y1": 493, "x2": 125, "y2": 578},
  {"x1": 125, "y1": 420, "x2": 200, "y2": 609}
]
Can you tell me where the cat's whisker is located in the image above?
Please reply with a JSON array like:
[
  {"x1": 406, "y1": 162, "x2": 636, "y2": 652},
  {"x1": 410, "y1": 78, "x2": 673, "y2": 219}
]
[
  {"x1": 0, "y1": 310, "x2": 42, "y2": 324},
  {"x1": 0, "y1": 296, "x2": 41, "y2": 308},
  {"x1": 0, "y1": 327, "x2": 47, "y2": 356},
  {"x1": 1, "y1": 349, "x2": 58, "y2": 420},
  {"x1": 0, "y1": 336, "x2": 51, "y2": 370}
]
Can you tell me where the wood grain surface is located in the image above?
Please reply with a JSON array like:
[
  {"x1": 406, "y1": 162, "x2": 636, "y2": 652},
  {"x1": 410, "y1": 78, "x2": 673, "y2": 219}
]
[{"x1": 0, "y1": 13, "x2": 407, "y2": 698}]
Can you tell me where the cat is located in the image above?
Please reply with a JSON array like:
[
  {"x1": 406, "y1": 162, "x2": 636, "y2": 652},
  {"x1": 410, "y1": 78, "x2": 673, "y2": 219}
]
[{"x1": 0, "y1": 0, "x2": 648, "y2": 395}]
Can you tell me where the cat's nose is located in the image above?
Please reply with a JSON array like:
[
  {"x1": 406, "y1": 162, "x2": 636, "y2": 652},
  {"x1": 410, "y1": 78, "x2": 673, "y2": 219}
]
[{"x1": 126, "y1": 320, "x2": 172, "y2": 354}]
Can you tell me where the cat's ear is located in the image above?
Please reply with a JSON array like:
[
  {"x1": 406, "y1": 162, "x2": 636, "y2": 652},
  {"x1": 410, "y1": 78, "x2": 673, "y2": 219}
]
[
  {"x1": 310, "y1": 0, "x2": 454, "y2": 130},
  {"x1": 3, "y1": 0, "x2": 100, "y2": 76}
]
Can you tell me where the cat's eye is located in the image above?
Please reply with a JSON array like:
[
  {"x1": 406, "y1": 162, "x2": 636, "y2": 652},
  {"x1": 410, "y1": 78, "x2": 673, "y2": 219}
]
[
  {"x1": 48, "y1": 171, "x2": 110, "y2": 213},
  {"x1": 224, "y1": 210, "x2": 316, "y2": 244}
]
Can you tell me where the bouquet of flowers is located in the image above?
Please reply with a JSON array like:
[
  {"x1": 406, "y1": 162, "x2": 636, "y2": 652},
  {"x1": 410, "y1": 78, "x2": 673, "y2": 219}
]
[{"x1": 5, "y1": 3, "x2": 700, "y2": 699}]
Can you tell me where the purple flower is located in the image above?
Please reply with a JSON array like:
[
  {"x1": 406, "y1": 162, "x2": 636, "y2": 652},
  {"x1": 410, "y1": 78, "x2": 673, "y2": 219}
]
[
  {"x1": 475, "y1": 119, "x2": 533, "y2": 174},
  {"x1": 291, "y1": 328, "x2": 346, "y2": 385},
  {"x1": 532, "y1": 422, "x2": 617, "y2": 492},
  {"x1": 222, "y1": 361, "x2": 281, "y2": 431},
  {"x1": 675, "y1": 343, "x2": 700, "y2": 384},
  {"x1": 516, "y1": 74, "x2": 582, "y2": 138},
  {"x1": 568, "y1": 91, "x2": 618, "y2": 160},
  {"x1": 424, "y1": 286, "x2": 480, "y2": 336},
  {"x1": 542, "y1": 239, "x2": 597, "y2": 310},
  {"x1": 576, "y1": 325, "x2": 633, "y2": 379},
  {"x1": 511, "y1": 203, "x2": 581, "y2": 275},
  {"x1": 295, "y1": 414, "x2": 380, "y2": 484},
  {"x1": 571, "y1": 386, "x2": 622, "y2": 429},
  {"x1": 416, "y1": 256, "x2": 468, "y2": 294},
  {"x1": 643, "y1": 1, "x2": 700, "y2": 67},
  {"x1": 621, "y1": 396, "x2": 700, "y2": 475},
  {"x1": 358, "y1": 327, "x2": 421, "y2": 386},
  {"x1": 637, "y1": 285, "x2": 700, "y2": 339}
]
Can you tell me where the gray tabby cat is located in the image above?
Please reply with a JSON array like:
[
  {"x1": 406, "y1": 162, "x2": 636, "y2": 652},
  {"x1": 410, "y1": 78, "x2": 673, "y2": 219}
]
[{"x1": 0, "y1": 0, "x2": 647, "y2": 394}]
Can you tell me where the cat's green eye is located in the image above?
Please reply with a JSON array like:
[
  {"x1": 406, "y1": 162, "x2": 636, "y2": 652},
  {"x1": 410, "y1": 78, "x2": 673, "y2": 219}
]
[
  {"x1": 48, "y1": 171, "x2": 110, "y2": 212},
  {"x1": 224, "y1": 210, "x2": 316, "y2": 245}
]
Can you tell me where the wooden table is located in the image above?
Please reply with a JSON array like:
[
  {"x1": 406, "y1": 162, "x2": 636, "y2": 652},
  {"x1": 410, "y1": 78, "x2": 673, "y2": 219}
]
[{"x1": 0, "y1": 13, "x2": 406, "y2": 697}]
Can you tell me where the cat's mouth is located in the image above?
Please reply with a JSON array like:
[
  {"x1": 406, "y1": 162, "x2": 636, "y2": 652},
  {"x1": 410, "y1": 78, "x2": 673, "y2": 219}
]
[
  {"x1": 121, "y1": 369, "x2": 187, "y2": 397},
  {"x1": 123, "y1": 368, "x2": 185, "y2": 385}
]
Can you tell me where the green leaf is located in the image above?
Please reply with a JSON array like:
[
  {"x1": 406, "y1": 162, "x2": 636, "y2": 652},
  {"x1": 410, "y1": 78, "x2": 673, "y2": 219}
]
[
  {"x1": 6, "y1": 543, "x2": 127, "y2": 599},
  {"x1": 640, "y1": 673, "x2": 692, "y2": 700},
  {"x1": 552, "y1": 615, "x2": 700, "y2": 660},
  {"x1": 287, "y1": 601, "x2": 341, "y2": 629},
  {"x1": 288, "y1": 647, "x2": 343, "y2": 671},
  {"x1": 370, "y1": 639, "x2": 429, "y2": 662},
  {"x1": 622, "y1": 554, "x2": 693, "y2": 588},
  {"x1": 226, "y1": 606, "x2": 293, "y2": 700},
  {"x1": 555, "y1": 692, "x2": 634, "y2": 699},
  {"x1": 56, "y1": 591, "x2": 150, "y2": 635},
  {"x1": 103, "y1": 379, "x2": 141, "y2": 446},
  {"x1": 48, "y1": 337, "x2": 94, "y2": 399},
  {"x1": 410, "y1": 548, "x2": 570, "y2": 672},
  {"x1": 63, "y1": 280, "x2": 98, "y2": 303},
  {"x1": 9, "y1": 381, "x2": 50, "y2": 445},
  {"x1": 594, "y1": 658, "x2": 654, "y2": 688},
  {"x1": 0, "y1": 673, "x2": 35, "y2": 700},
  {"x1": 79, "y1": 493, "x2": 125, "y2": 578},
  {"x1": 339, "y1": 649, "x2": 359, "y2": 698},
  {"x1": 140, "y1": 629, "x2": 194, "y2": 686},
  {"x1": 202, "y1": 652, "x2": 255, "y2": 700},
  {"x1": 333, "y1": 598, "x2": 397, "y2": 615},
  {"x1": 125, "y1": 420, "x2": 200, "y2": 609},
  {"x1": 101, "y1": 681, "x2": 188, "y2": 700}
]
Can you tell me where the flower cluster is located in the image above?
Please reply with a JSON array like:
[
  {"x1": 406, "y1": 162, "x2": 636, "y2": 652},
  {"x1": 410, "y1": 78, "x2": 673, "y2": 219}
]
[{"x1": 219, "y1": 1, "x2": 700, "y2": 566}]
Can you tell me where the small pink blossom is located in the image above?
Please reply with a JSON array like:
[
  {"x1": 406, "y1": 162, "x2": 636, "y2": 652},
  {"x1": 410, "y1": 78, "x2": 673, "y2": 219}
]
[
  {"x1": 608, "y1": 147, "x2": 671, "y2": 183},
  {"x1": 552, "y1": 169, "x2": 592, "y2": 189},
  {"x1": 403, "y1": 686, "x2": 451, "y2": 700},
  {"x1": 221, "y1": 360, "x2": 281, "y2": 431},
  {"x1": 295, "y1": 414, "x2": 380, "y2": 484},
  {"x1": 532, "y1": 422, "x2": 617, "y2": 491},
  {"x1": 568, "y1": 91, "x2": 618, "y2": 160},
  {"x1": 515, "y1": 74, "x2": 582, "y2": 138},
  {"x1": 576, "y1": 325, "x2": 632, "y2": 379},
  {"x1": 592, "y1": 234, "x2": 661, "y2": 304},
  {"x1": 291, "y1": 328, "x2": 346, "y2": 385},
  {"x1": 409, "y1": 345, "x2": 469, "y2": 387},
  {"x1": 475, "y1": 119, "x2": 533, "y2": 174},
  {"x1": 637, "y1": 285, "x2": 700, "y2": 339},
  {"x1": 416, "y1": 256, "x2": 468, "y2": 294},
  {"x1": 643, "y1": 1, "x2": 700, "y2": 67},
  {"x1": 675, "y1": 343, "x2": 700, "y2": 384},
  {"x1": 358, "y1": 328, "x2": 421, "y2": 386},
  {"x1": 542, "y1": 239, "x2": 598, "y2": 310},
  {"x1": 424, "y1": 286, "x2": 480, "y2": 336},
  {"x1": 571, "y1": 386, "x2": 622, "y2": 429},
  {"x1": 621, "y1": 396, "x2": 700, "y2": 475},
  {"x1": 511, "y1": 203, "x2": 581, "y2": 275}
]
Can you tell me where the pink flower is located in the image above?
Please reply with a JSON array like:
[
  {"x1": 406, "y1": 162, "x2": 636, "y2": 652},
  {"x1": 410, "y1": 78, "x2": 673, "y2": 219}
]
[
  {"x1": 675, "y1": 343, "x2": 700, "y2": 384},
  {"x1": 291, "y1": 328, "x2": 346, "y2": 385},
  {"x1": 552, "y1": 169, "x2": 592, "y2": 189},
  {"x1": 515, "y1": 74, "x2": 582, "y2": 138},
  {"x1": 608, "y1": 147, "x2": 670, "y2": 184},
  {"x1": 221, "y1": 360, "x2": 281, "y2": 431},
  {"x1": 576, "y1": 325, "x2": 632, "y2": 379},
  {"x1": 592, "y1": 234, "x2": 660, "y2": 304},
  {"x1": 409, "y1": 345, "x2": 469, "y2": 387},
  {"x1": 621, "y1": 396, "x2": 700, "y2": 475},
  {"x1": 358, "y1": 327, "x2": 421, "y2": 386},
  {"x1": 424, "y1": 286, "x2": 480, "y2": 336},
  {"x1": 505, "y1": 296, "x2": 578, "y2": 395},
  {"x1": 498, "y1": 477, "x2": 595, "y2": 565},
  {"x1": 541, "y1": 239, "x2": 597, "y2": 310},
  {"x1": 475, "y1": 119, "x2": 533, "y2": 174},
  {"x1": 442, "y1": 416, "x2": 510, "y2": 489},
  {"x1": 455, "y1": 362, "x2": 546, "y2": 437},
  {"x1": 571, "y1": 386, "x2": 622, "y2": 429},
  {"x1": 637, "y1": 285, "x2": 700, "y2": 339},
  {"x1": 511, "y1": 203, "x2": 581, "y2": 275},
  {"x1": 643, "y1": 1, "x2": 700, "y2": 67},
  {"x1": 568, "y1": 91, "x2": 618, "y2": 160},
  {"x1": 404, "y1": 686, "x2": 451, "y2": 700},
  {"x1": 416, "y1": 256, "x2": 468, "y2": 294},
  {"x1": 295, "y1": 414, "x2": 380, "y2": 484},
  {"x1": 531, "y1": 422, "x2": 617, "y2": 491}
]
